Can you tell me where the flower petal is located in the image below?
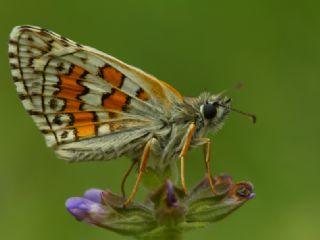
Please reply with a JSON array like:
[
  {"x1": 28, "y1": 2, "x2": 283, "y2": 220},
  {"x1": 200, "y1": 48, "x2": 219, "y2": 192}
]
[
  {"x1": 84, "y1": 188, "x2": 103, "y2": 203},
  {"x1": 65, "y1": 197, "x2": 107, "y2": 223}
]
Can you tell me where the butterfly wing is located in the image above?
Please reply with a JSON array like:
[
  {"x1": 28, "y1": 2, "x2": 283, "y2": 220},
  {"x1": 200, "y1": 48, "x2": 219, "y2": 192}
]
[{"x1": 9, "y1": 25, "x2": 184, "y2": 161}]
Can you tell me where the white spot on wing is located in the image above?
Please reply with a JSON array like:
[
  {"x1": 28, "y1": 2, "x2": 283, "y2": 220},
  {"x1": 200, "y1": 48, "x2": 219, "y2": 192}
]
[
  {"x1": 15, "y1": 82, "x2": 27, "y2": 94},
  {"x1": 85, "y1": 53, "x2": 106, "y2": 68},
  {"x1": 63, "y1": 54, "x2": 97, "y2": 73},
  {"x1": 121, "y1": 77, "x2": 140, "y2": 95},
  {"x1": 81, "y1": 77, "x2": 111, "y2": 93},
  {"x1": 9, "y1": 58, "x2": 18, "y2": 65},
  {"x1": 9, "y1": 43, "x2": 17, "y2": 54},
  {"x1": 98, "y1": 124, "x2": 110, "y2": 135},
  {"x1": 43, "y1": 86, "x2": 59, "y2": 96},
  {"x1": 96, "y1": 112, "x2": 109, "y2": 121},
  {"x1": 80, "y1": 93, "x2": 102, "y2": 106},
  {"x1": 21, "y1": 99, "x2": 33, "y2": 111},
  {"x1": 45, "y1": 75, "x2": 59, "y2": 83},
  {"x1": 56, "y1": 129, "x2": 76, "y2": 143},
  {"x1": 31, "y1": 35, "x2": 49, "y2": 49},
  {"x1": 11, "y1": 69, "x2": 21, "y2": 78},
  {"x1": 44, "y1": 132, "x2": 57, "y2": 147}
]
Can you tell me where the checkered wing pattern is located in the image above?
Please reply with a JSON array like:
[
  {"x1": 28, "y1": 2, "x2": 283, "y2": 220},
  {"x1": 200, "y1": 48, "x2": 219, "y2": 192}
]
[{"x1": 9, "y1": 25, "x2": 184, "y2": 161}]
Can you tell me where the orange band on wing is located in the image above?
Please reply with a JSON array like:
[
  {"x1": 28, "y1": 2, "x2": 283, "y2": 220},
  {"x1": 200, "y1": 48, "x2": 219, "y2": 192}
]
[
  {"x1": 64, "y1": 99, "x2": 81, "y2": 111},
  {"x1": 57, "y1": 65, "x2": 87, "y2": 99},
  {"x1": 56, "y1": 65, "x2": 96, "y2": 138},
  {"x1": 72, "y1": 65, "x2": 86, "y2": 76},
  {"x1": 100, "y1": 65, "x2": 124, "y2": 87},
  {"x1": 72, "y1": 112, "x2": 96, "y2": 138},
  {"x1": 72, "y1": 112, "x2": 95, "y2": 123},
  {"x1": 103, "y1": 89, "x2": 129, "y2": 111},
  {"x1": 76, "y1": 125, "x2": 96, "y2": 138}
]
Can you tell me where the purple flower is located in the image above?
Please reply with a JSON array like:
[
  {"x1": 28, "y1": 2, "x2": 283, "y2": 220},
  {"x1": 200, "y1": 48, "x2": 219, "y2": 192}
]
[
  {"x1": 83, "y1": 188, "x2": 103, "y2": 203},
  {"x1": 66, "y1": 189, "x2": 107, "y2": 224},
  {"x1": 166, "y1": 181, "x2": 178, "y2": 207}
]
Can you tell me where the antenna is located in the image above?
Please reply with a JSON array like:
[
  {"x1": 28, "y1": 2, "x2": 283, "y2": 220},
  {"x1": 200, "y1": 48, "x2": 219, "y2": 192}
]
[
  {"x1": 216, "y1": 82, "x2": 244, "y2": 98},
  {"x1": 217, "y1": 103, "x2": 257, "y2": 124}
]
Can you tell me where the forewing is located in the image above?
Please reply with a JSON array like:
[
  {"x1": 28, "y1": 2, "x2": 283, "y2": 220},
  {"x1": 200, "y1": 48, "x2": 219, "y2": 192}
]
[{"x1": 8, "y1": 25, "x2": 180, "y2": 161}]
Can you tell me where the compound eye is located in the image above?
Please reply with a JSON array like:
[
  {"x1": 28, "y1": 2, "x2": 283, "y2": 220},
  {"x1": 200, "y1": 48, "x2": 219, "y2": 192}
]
[{"x1": 202, "y1": 103, "x2": 217, "y2": 119}]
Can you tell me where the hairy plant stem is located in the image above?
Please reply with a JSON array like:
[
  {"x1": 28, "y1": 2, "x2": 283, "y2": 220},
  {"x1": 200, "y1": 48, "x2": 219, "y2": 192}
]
[{"x1": 137, "y1": 228, "x2": 182, "y2": 240}]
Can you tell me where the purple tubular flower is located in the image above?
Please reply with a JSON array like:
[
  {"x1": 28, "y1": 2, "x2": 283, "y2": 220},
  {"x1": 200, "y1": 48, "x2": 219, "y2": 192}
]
[
  {"x1": 65, "y1": 197, "x2": 107, "y2": 224},
  {"x1": 166, "y1": 181, "x2": 178, "y2": 207},
  {"x1": 66, "y1": 197, "x2": 90, "y2": 221},
  {"x1": 84, "y1": 188, "x2": 103, "y2": 203}
]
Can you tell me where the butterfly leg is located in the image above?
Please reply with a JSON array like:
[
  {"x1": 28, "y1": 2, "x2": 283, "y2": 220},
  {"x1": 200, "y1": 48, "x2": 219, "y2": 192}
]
[
  {"x1": 202, "y1": 138, "x2": 216, "y2": 193},
  {"x1": 121, "y1": 158, "x2": 139, "y2": 198},
  {"x1": 123, "y1": 137, "x2": 156, "y2": 207},
  {"x1": 179, "y1": 123, "x2": 196, "y2": 194}
]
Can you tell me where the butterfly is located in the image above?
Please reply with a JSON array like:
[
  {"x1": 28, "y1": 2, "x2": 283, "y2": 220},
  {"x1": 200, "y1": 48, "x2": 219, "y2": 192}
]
[{"x1": 8, "y1": 25, "x2": 255, "y2": 206}]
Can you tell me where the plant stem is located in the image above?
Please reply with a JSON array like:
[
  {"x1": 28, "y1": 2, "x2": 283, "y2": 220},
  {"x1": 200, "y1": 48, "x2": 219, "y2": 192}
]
[{"x1": 137, "y1": 228, "x2": 183, "y2": 240}]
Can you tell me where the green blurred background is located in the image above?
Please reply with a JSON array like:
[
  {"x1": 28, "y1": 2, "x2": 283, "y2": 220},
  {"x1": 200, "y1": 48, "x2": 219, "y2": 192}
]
[{"x1": 1, "y1": 0, "x2": 320, "y2": 239}]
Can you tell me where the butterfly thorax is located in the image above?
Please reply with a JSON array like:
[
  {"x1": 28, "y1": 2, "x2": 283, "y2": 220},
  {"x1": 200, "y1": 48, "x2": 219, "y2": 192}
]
[{"x1": 148, "y1": 92, "x2": 231, "y2": 169}]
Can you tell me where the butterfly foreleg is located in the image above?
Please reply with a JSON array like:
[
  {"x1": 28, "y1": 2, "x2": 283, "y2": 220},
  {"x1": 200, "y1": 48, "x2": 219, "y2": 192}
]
[
  {"x1": 179, "y1": 123, "x2": 196, "y2": 194},
  {"x1": 123, "y1": 137, "x2": 157, "y2": 207}
]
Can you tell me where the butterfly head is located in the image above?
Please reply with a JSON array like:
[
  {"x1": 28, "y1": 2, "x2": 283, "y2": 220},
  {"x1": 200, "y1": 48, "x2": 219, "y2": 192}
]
[{"x1": 199, "y1": 94, "x2": 231, "y2": 133}]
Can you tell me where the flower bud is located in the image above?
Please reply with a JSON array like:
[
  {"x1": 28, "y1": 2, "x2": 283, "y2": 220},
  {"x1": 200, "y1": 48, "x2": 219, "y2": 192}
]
[
  {"x1": 65, "y1": 197, "x2": 107, "y2": 224},
  {"x1": 186, "y1": 177, "x2": 255, "y2": 223}
]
